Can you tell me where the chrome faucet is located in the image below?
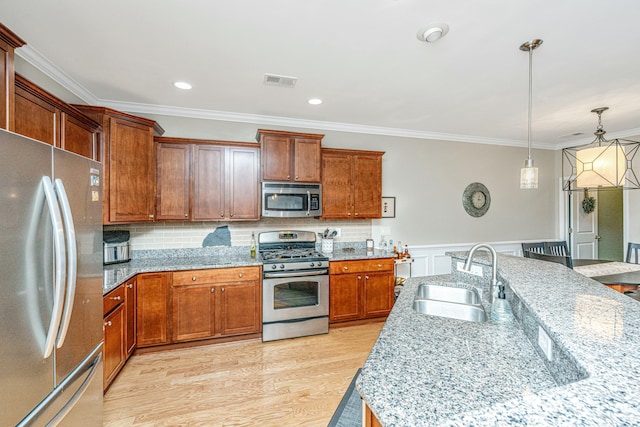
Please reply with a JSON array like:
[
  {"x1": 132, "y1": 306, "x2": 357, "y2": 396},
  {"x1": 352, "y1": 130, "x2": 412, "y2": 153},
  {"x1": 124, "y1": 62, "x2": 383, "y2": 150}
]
[{"x1": 464, "y1": 243, "x2": 499, "y2": 303}]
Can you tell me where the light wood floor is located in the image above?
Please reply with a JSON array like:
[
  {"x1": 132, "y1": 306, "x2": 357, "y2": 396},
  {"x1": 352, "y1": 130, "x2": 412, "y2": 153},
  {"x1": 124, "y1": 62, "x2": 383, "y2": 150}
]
[{"x1": 103, "y1": 322, "x2": 384, "y2": 427}]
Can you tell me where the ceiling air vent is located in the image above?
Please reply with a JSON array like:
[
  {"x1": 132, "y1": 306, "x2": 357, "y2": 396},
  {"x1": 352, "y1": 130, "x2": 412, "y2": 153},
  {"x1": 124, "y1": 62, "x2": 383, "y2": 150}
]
[{"x1": 263, "y1": 73, "x2": 297, "y2": 88}]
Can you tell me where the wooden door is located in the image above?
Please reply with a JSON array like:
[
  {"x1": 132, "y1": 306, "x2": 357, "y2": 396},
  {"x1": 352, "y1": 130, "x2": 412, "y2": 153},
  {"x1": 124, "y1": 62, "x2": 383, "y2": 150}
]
[
  {"x1": 136, "y1": 273, "x2": 169, "y2": 347},
  {"x1": 193, "y1": 145, "x2": 225, "y2": 220},
  {"x1": 172, "y1": 284, "x2": 216, "y2": 342},
  {"x1": 227, "y1": 146, "x2": 260, "y2": 220},
  {"x1": 61, "y1": 112, "x2": 98, "y2": 160},
  {"x1": 329, "y1": 274, "x2": 361, "y2": 322},
  {"x1": 156, "y1": 143, "x2": 190, "y2": 220},
  {"x1": 353, "y1": 154, "x2": 382, "y2": 218},
  {"x1": 321, "y1": 151, "x2": 353, "y2": 219},
  {"x1": 260, "y1": 134, "x2": 291, "y2": 181},
  {"x1": 362, "y1": 272, "x2": 394, "y2": 318},
  {"x1": 292, "y1": 137, "x2": 321, "y2": 182},
  {"x1": 103, "y1": 303, "x2": 125, "y2": 389},
  {"x1": 14, "y1": 82, "x2": 59, "y2": 146},
  {"x1": 219, "y1": 281, "x2": 261, "y2": 336},
  {"x1": 124, "y1": 280, "x2": 137, "y2": 357},
  {"x1": 109, "y1": 118, "x2": 155, "y2": 222}
]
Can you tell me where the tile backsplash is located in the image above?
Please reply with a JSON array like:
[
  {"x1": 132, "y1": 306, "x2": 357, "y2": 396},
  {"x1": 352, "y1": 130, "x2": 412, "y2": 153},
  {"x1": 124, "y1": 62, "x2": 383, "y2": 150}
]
[{"x1": 104, "y1": 218, "x2": 373, "y2": 251}]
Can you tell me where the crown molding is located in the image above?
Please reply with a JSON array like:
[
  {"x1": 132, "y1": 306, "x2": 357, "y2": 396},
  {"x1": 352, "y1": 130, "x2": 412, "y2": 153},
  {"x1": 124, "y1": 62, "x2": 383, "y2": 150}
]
[{"x1": 15, "y1": 45, "x2": 99, "y2": 105}]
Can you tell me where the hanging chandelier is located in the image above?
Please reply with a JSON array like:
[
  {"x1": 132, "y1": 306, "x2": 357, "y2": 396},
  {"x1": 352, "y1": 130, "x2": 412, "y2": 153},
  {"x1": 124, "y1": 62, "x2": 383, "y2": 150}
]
[
  {"x1": 562, "y1": 107, "x2": 640, "y2": 191},
  {"x1": 520, "y1": 39, "x2": 543, "y2": 189}
]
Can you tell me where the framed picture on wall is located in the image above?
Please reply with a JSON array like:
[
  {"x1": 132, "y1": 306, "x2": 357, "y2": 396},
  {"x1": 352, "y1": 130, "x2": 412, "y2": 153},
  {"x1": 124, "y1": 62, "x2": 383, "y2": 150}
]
[{"x1": 382, "y1": 197, "x2": 395, "y2": 218}]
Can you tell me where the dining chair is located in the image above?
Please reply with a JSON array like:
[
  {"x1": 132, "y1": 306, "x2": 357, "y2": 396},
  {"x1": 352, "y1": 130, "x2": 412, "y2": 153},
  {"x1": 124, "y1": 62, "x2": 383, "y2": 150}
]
[
  {"x1": 626, "y1": 242, "x2": 640, "y2": 264},
  {"x1": 522, "y1": 242, "x2": 545, "y2": 257},
  {"x1": 525, "y1": 251, "x2": 574, "y2": 269},
  {"x1": 544, "y1": 241, "x2": 570, "y2": 257}
]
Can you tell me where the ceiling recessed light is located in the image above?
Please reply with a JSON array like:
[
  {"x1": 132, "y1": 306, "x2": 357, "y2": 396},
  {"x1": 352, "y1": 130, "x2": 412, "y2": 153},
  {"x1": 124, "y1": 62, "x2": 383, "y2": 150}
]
[
  {"x1": 417, "y1": 23, "x2": 450, "y2": 43},
  {"x1": 308, "y1": 98, "x2": 323, "y2": 105},
  {"x1": 174, "y1": 81, "x2": 192, "y2": 90}
]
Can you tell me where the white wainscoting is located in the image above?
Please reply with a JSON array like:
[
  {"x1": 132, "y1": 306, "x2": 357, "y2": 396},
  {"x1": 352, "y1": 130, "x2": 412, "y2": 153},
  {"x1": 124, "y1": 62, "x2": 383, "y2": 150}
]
[{"x1": 396, "y1": 241, "x2": 526, "y2": 278}]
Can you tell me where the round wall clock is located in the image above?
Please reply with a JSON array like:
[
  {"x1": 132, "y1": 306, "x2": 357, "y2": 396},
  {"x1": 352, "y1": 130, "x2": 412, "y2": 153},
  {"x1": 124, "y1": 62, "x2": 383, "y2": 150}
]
[{"x1": 462, "y1": 182, "x2": 491, "y2": 217}]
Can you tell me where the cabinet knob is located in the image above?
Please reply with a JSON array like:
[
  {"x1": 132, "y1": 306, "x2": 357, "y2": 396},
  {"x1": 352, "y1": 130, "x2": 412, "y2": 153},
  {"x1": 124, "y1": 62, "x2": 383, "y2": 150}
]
[
  {"x1": 220, "y1": 213, "x2": 224, "y2": 217},
  {"x1": 355, "y1": 212, "x2": 359, "y2": 216},
  {"x1": 192, "y1": 276, "x2": 197, "y2": 281},
  {"x1": 343, "y1": 266, "x2": 349, "y2": 271},
  {"x1": 149, "y1": 214, "x2": 154, "y2": 218},
  {"x1": 295, "y1": 175, "x2": 298, "y2": 180},
  {"x1": 347, "y1": 213, "x2": 351, "y2": 216},
  {"x1": 111, "y1": 296, "x2": 121, "y2": 301},
  {"x1": 238, "y1": 273, "x2": 243, "y2": 278},
  {"x1": 184, "y1": 214, "x2": 188, "y2": 218},
  {"x1": 221, "y1": 287, "x2": 225, "y2": 292},
  {"x1": 365, "y1": 275, "x2": 369, "y2": 280},
  {"x1": 105, "y1": 321, "x2": 112, "y2": 327},
  {"x1": 287, "y1": 175, "x2": 291, "y2": 179},
  {"x1": 378, "y1": 264, "x2": 382, "y2": 268},
  {"x1": 211, "y1": 288, "x2": 215, "y2": 293},
  {"x1": 230, "y1": 213, "x2": 234, "y2": 218},
  {"x1": 127, "y1": 283, "x2": 133, "y2": 288}
]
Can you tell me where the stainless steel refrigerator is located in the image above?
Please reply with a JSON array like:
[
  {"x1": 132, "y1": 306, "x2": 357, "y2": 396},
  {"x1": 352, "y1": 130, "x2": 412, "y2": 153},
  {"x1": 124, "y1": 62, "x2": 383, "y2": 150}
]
[{"x1": 0, "y1": 129, "x2": 103, "y2": 426}]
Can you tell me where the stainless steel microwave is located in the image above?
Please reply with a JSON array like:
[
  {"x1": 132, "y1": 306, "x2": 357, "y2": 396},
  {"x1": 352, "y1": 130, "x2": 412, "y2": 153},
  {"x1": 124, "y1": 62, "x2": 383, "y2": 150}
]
[{"x1": 261, "y1": 182, "x2": 322, "y2": 217}]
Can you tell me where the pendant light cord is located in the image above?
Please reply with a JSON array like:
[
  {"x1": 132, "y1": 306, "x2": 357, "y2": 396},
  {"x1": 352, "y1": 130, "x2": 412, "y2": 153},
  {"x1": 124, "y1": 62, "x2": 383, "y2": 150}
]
[{"x1": 527, "y1": 46, "x2": 533, "y2": 161}]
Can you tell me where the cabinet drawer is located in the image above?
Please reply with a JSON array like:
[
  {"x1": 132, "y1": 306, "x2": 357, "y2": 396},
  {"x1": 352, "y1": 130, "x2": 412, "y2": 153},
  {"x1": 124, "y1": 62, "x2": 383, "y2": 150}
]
[
  {"x1": 330, "y1": 259, "x2": 394, "y2": 275},
  {"x1": 103, "y1": 285, "x2": 125, "y2": 315},
  {"x1": 172, "y1": 267, "x2": 261, "y2": 286}
]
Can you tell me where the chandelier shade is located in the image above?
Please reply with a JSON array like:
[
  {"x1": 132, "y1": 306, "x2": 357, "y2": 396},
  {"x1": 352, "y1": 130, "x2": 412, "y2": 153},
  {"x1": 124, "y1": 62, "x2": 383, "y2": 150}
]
[{"x1": 563, "y1": 107, "x2": 640, "y2": 191}]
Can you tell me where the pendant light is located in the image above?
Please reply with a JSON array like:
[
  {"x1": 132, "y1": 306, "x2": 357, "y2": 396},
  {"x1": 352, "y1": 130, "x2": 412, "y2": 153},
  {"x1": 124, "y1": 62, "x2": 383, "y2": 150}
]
[
  {"x1": 562, "y1": 107, "x2": 640, "y2": 191},
  {"x1": 519, "y1": 39, "x2": 543, "y2": 189}
]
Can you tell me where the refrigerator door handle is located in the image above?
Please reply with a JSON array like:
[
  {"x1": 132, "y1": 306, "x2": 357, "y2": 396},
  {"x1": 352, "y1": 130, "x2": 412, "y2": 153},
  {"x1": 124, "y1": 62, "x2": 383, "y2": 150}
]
[
  {"x1": 54, "y1": 179, "x2": 77, "y2": 348},
  {"x1": 41, "y1": 176, "x2": 67, "y2": 359}
]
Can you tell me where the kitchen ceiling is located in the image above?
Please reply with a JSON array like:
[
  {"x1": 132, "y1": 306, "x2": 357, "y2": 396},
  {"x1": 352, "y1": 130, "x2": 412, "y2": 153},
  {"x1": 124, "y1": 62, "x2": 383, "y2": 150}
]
[{"x1": 2, "y1": 0, "x2": 640, "y2": 148}]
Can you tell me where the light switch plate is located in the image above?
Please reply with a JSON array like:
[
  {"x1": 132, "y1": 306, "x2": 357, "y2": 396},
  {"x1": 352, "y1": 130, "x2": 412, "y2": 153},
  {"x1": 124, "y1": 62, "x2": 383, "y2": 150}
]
[
  {"x1": 456, "y1": 261, "x2": 483, "y2": 276},
  {"x1": 538, "y1": 325, "x2": 553, "y2": 361}
]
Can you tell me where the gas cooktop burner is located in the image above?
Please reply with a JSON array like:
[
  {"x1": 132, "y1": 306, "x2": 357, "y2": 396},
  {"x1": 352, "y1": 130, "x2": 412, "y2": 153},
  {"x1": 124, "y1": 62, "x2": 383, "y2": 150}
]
[{"x1": 261, "y1": 249, "x2": 326, "y2": 261}]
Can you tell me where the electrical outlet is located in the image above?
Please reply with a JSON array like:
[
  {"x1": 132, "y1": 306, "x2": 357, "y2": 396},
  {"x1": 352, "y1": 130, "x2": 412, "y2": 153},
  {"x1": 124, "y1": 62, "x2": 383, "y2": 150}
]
[
  {"x1": 538, "y1": 325, "x2": 553, "y2": 361},
  {"x1": 334, "y1": 228, "x2": 341, "y2": 237},
  {"x1": 456, "y1": 261, "x2": 483, "y2": 276}
]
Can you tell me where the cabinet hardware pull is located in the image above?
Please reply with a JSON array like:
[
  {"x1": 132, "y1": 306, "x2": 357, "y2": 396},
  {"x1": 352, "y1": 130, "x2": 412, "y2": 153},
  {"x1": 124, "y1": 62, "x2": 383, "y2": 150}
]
[
  {"x1": 230, "y1": 214, "x2": 234, "y2": 217},
  {"x1": 149, "y1": 214, "x2": 154, "y2": 218},
  {"x1": 220, "y1": 213, "x2": 224, "y2": 217},
  {"x1": 357, "y1": 275, "x2": 362, "y2": 280},
  {"x1": 343, "y1": 266, "x2": 348, "y2": 271},
  {"x1": 127, "y1": 283, "x2": 133, "y2": 288},
  {"x1": 365, "y1": 275, "x2": 369, "y2": 280},
  {"x1": 378, "y1": 264, "x2": 382, "y2": 268},
  {"x1": 211, "y1": 288, "x2": 215, "y2": 293},
  {"x1": 111, "y1": 296, "x2": 121, "y2": 301},
  {"x1": 222, "y1": 287, "x2": 225, "y2": 292},
  {"x1": 184, "y1": 214, "x2": 188, "y2": 218},
  {"x1": 287, "y1": 175, "x2": 291, "y2": 179},
  {"x1": 355, "y1": 213, "x2": 359, "y2": 216},
  {"x1": 238, "y1": 273, "x2": 243, "y2": 278},
  {"x1": 105, "y1": 321, "x2": 112, "y2": 327},
  {"x1": 295, "y1": 175, "x2": 298, "y2": 179},
  {"x1": 347, "y1": 213, "x2": 351, "y2": 216},
  {"x1": 192, "y1": 276, "x2": 197, "y2": 281}
]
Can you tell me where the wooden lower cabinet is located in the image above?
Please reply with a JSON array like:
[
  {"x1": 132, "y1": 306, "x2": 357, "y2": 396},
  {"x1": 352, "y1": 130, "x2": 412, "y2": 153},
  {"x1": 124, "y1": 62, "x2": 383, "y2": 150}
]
[
  {"x1": 171, "y1": 267, "x2": 261, "y2": 343},
  {"x1": 103, "y1": 285, "x2": 125, "y2": 391},
  {"x1": 329, "y1": 259, "x2": 394, "y2": 323},
  {"x1": 136, "y1": 273, "x2": 170, "y2": 347},
  {"x1": 365, "y1": 404, "x2": 383, "y2": 427},
  {"x1": 124, "y1": 279, "x2": 137, "y2": 357}
]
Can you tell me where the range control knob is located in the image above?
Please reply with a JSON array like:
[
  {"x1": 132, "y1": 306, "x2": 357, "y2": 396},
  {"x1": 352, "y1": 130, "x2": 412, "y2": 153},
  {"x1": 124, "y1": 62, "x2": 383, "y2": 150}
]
[
  {"x1": 316, "y1": 261, "x2": 323, "y2": 267},
  {"x1": 310, "y1": 262, "x2": 315, "y2": 268},
  {"x1": 279, "y1": 264, "x2": 285, "y2": 269},
  {"x1": 271, "y1": 264, "x2": 277, "y2": 270}
]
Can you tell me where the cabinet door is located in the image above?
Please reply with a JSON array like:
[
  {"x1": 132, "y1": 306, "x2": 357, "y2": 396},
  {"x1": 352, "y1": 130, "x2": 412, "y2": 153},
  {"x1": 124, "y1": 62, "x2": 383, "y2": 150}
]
[
  {"x1": 353, "y1": 154, "x2": 382, "y2": 218},
  {"x1": 136, "y1": 273, "x2": 169, "y2": 347},
  {"x1": 156, "y1": 143, "x2": 190, "y2": 220},
  {"x1": 219, "y1": 281, "x2": 261, "y2": 336},
  {"x1": 172, "y1": 284, "x2": 216, "y2": 342},
  {"x1": 329, "y1": 274, "x2": 361, "y2": 322},
  {"x1": 61, "y1": 112, "x2": 98, "y2": 160},
  {"x1": 362, "y1": 272, "x2": 394, "y2": 318},
  {"x1": 124, "y1": 280, "x2": 137, "y2": 357},
  {"x1": 321, "y1": 152, "x2": 353, "y2": 219},
  {"x1": 261, "y1": 134, "x2": 291, "y2": 181},
  {"x1": 292, "y1": 137, "x2": 321, "y2": 182},
  {"x1": 193, "y1": 145, "x2": 225, "y2": 220},
  {"x1": 14, "y1": 84, "x2": 59, "y2": 146},
  {"x1": 227, "y1": 146, "x2": 259, "y2": 220},
  {"x1": 109, "y1": 118, "x2": 155, "y2": 222},
  {"x1": 103, "y1": 303, "x2": 125, "y2": 390}
]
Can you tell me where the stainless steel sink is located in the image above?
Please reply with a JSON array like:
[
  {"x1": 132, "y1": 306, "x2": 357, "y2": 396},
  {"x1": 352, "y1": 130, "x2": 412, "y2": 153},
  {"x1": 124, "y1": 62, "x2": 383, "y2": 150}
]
[
  {"x1": 413, "y1": 298, "x2": 487, "y2": 323},
  {"x1": 415, "y1": 283, "x2": 481, "y2": 305}
]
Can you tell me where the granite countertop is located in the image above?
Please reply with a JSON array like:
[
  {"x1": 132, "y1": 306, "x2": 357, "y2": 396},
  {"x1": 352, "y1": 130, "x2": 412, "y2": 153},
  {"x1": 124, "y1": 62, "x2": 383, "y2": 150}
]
[{"x1": 357, "y1": 252, "x2": 640, "y2": 426}]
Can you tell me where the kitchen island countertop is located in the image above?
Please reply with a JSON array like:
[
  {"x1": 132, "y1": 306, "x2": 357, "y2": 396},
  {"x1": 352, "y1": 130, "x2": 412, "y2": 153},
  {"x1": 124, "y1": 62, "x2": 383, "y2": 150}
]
[{"x1": 357, "y1": 252, "x2": 640, "y2": 426}]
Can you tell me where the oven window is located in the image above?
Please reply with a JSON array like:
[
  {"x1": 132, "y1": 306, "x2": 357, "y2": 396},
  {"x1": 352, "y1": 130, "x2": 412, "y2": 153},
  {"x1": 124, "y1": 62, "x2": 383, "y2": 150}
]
[
  {"x1": 264, "y1": 193, "x2": 307, "y2": 211},
  {"x1": 273, "y1": 281, "x2": 319, "y2": 309}
]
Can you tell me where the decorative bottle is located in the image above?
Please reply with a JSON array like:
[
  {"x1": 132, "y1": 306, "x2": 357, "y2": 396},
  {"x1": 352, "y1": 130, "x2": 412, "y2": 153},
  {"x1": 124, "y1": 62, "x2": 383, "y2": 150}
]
[{"x1": 250, "y1": 232, "x2": 256, "y2": 258}]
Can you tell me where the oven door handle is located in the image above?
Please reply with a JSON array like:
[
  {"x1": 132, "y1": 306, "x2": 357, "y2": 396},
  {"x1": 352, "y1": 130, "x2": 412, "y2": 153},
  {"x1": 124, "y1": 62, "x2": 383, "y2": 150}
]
[{"x1": 264, "y1": 269, "x2": 328, "y2": 279}]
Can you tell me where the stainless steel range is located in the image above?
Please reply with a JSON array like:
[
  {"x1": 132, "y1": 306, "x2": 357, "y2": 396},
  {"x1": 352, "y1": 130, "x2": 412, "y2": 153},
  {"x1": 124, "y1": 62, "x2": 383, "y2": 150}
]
[{"x1": 259, "y1": 230, "x2": 329, "y2": 342}]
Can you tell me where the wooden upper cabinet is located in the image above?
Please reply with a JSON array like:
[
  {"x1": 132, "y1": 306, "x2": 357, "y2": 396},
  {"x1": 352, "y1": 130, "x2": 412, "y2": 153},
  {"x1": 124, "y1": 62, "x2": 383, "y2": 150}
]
[
  {"x1": 256, "y1": 129, "x2": 323, "y2": 182},
  {"x1": 321, "y1": 148, "x2": 384, "y2": 219},
  {"x1": 74, "y1": 105, "x2": 164, "y2": 224},
  {"x1": 14, "y1": 75, "x2": 101, "y2": 160},
  {"x1": 0, "y1": 23, "x2": 26, "y2": 131},
  {"x1": 155, "y1": 137, "x2": 260, "y2": 222}
]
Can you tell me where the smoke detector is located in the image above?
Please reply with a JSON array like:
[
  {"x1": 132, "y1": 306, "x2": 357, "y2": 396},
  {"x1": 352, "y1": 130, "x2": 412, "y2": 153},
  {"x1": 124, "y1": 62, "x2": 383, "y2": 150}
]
[{"x1": 263, "y1": 73, "x2": 298, "y2": 88}]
